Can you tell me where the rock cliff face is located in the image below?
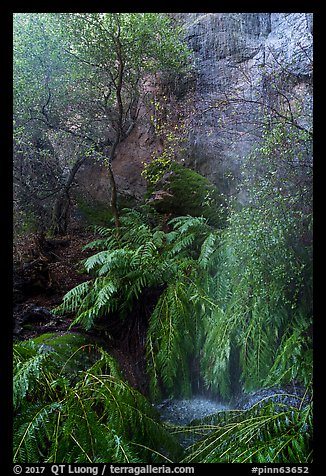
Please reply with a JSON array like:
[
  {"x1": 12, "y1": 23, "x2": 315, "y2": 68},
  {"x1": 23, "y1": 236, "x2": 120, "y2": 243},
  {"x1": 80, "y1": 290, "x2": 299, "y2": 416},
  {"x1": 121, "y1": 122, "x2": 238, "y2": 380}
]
[
  {"x1": 179, "y1": 12, "x2": 313, "y2": 193},
  {"x1": 77, "y1": 13, "x2": 313, "y2": 203}
]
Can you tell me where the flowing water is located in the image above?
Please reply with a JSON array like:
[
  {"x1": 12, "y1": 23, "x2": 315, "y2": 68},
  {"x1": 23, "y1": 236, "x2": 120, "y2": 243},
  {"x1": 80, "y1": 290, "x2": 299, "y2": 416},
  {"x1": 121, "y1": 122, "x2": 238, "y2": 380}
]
[
  {"x1": 156, "y1": 396, "x2": 232, "y2": 426},
  {"x1": 155, "y1": 387, "x2": 309, "y2": 448}
]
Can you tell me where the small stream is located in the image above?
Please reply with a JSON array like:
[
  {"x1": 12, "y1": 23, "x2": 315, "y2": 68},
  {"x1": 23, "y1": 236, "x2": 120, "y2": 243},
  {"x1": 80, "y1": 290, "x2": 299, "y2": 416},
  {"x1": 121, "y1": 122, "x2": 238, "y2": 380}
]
[
  {"x1": 156, "y1": 386, "x2": 309, "y2": 431},
  {"x1": 156, "y1": 396, "x2": 232, "y2": 426}
]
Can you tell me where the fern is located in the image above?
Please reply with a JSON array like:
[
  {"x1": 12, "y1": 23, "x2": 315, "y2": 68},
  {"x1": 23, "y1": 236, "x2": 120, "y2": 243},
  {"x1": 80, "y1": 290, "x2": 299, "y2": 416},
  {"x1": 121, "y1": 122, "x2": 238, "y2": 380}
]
[
  {"x1": 54, "y1": 207, "x2": 312, "y2": 404},
  {"x1": 55, "y1": 210, "x2": 212, "y2": 339},
  {"x1": 14, "y1": 201, "x2": 312, "y2": 462},
  {"x1": 166, "y1": 215, "x2": 211, "y2": 259},
  {"x1": 168, "y1": 215, "x2": 208, "y2": 233},
  {"x1": 200, "y1": 307, "x2": 232, "y2": 399},
  {"x1": 263, "y1": 315, "x2": 313, "y2": 388},
  {"x1": 198, "y1": 231, "x2": 219, "y2": 269},
  {"x1": 146, "y1": 280, "x2": 202, "y2": 400},
  {"x1": 13, "y1": 341, "x2": 60, "y2": 410},
  {"x1": 55, "y1": 280, "x2": 92, "y2": 316},
  {"x1": 13, "y1": 341, "x2": 182, "y2": 463},
  {"x1": 194, "y1": 195, "x2": 312, "y2": 397},
  {"x1": 14, "y1": 401, "x2": 62, "y2": 463},
  {"x1": 84, "y1": 249, "x2": 133, "y2": 274},
  {"x1": 182, "y1": 397, "x2": 313, "y2": 463}
]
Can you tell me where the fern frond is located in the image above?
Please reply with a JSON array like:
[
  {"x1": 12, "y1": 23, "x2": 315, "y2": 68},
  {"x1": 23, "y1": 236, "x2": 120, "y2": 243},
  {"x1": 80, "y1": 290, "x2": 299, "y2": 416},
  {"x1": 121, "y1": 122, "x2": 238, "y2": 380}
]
[
  {"x1": 130, "y1": 241, "x2": 158, "y2": 267},
  {"x1": 84, "y1": 249, "x2": 130, "y2": 273},
  {"x1": 13, "y1": 342, "x2": 59, "y2": 410},
  {"x1": 54, "y1": 280, "x2": 92, "y2": 316},
  {"x1": 166, "y1": 232, "x2": 196, "y2": 257},
  {"x1": 83, "y1": 370, "x2": 182, "y2": 462},
  {"x1": 94, "y1": 279, "x2": 118, "y2": 308},
  {"x1": 264, "y1": 316, "x2": 313, "y2": 388},
  {"x1": 14, "y1": 402, "x2": 61, "y2": 463},
  {"x1": 168, "y1": 215, "x2": 208, "y2": 233},
  {"x1": 182, "y1": 399, "x2": 312, "y2": 463},
  {"x1": 239, "y1": 301, "x2": 276, "y2": 391},
  {"x1": 198, "y1": 232, "x2": 219, "y2": 269},
  {"x1": 91, "y1": 224, "x2": 115, "y2": 237},
  {"x1": 200, "y1": 307, "x2": 232, "y2": 399},
  {"x1": 83, "y1": 232, "x2": 119, "y2": 251},
  {"x1": 147, "y1": 281, "x2": 198, "y2": 399},
  {"x1": 152, "y1": 230, "x2": 166, "y2": 248}
]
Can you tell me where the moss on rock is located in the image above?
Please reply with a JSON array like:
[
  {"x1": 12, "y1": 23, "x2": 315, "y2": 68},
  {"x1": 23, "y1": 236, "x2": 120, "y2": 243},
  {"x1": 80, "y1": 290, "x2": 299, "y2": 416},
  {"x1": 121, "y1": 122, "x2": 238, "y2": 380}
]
[
  {"x1": 31, "y1": 332, "x2": 100, "y2": 379},
  {"x1": 74, "y1": 196, "x2": 113, "y2": 226},
  {"x1": 145, "y1": 160, "x2": 226, "y2": 227}
]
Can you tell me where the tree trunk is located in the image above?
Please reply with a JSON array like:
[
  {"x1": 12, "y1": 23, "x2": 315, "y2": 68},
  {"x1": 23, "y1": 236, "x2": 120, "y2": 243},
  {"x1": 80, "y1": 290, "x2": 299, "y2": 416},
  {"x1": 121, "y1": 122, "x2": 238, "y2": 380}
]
[
  {"x1": 107, "y1": 163, "x2": 121, "y2": 231},
  {"x1": 51, "y1": 190, "x2": 71, "y2": 236},
  {"x1": 50, "y1": 156, "x2": 87, "y2": 236},
  {"x1": 107, "y1": 31, "x2": 124, "y2": 235}
]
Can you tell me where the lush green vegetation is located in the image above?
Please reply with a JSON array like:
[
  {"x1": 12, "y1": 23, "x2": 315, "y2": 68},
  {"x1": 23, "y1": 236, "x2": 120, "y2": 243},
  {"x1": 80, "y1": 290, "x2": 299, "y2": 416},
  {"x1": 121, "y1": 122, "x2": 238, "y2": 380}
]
[
  {"x1": 13, "y1": 12, "x2": 312, "y2": 465},
  {"x1": 13, "y1": 336, "x2": 312, "y2": 463},
  {"x1": 13, "y1": 12, "x2": 191, "y2": 234},
  {"x1": 13, "y1": 340, "x2": 182, "y2": 463},
  {"x1": 143, "y1": 159, "x2": 226, "y2": 226},
  {"x1": 14, "y1": 169, "x2": 312, "y2": 461},
  {"x1": 182, "y1": 398, "x2": 312, "y2": 463}
]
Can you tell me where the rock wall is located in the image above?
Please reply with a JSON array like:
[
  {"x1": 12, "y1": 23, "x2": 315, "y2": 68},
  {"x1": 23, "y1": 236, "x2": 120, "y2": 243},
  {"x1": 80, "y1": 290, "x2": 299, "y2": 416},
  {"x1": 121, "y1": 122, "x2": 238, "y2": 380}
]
[
  {"x1": 180, "y1": 13, "x2": 313, "y2": 193},
  {"x1": 76, "y1": 13, "x2": 313, "y2": 203}
]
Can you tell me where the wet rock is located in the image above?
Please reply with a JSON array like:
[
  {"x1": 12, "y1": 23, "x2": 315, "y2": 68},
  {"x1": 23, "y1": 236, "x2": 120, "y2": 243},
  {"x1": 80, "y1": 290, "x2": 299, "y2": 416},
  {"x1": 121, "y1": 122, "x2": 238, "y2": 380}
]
[
  {"x1": 179, "y1": 13, "x2": 313, "y2": 194},
  {"x1": 235, "y1": 384, "x2": 311, "y2": 411},
  {"x1": 13, "y1": 303, "x2": 60, "y2": 337},
  {"x1": 156, "y1": 383, "x2": 310, "y2": 429},
  {"x1": 20, "y1": 304, "x2": 55, "y2": 325}
]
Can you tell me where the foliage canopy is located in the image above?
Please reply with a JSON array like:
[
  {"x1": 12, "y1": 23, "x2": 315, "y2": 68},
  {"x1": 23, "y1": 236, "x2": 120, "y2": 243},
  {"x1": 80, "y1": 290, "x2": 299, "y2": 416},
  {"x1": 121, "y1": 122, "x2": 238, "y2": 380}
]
[{"x1": 13, "y1": 12, "x2": 191, "y2": 233}]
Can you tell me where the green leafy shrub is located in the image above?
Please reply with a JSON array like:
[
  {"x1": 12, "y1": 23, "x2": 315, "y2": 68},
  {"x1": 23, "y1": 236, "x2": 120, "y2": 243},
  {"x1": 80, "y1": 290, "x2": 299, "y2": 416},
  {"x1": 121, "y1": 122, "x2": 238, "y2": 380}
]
[
  {"x1": 55, "y1": 123, "x2": 313, "y2": 407},
  {"x1": 186, "y1": 118, "x2": 313, "y2": 399},
  {"x1": 13, "y1": 338, "x2": 312, "y2": 463},
  {"x1": 195, "y1": 199, "x2": 312, "y2": 398},
  {"x1": 55, "y1": 200, "x2": 312, "y2": 402},
  {"x1": 17, "y1": 194, "x2": 313, "y2": 462},
  {"x1": 13, "y1": 340, "x2": 182, "y2": 463}
]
